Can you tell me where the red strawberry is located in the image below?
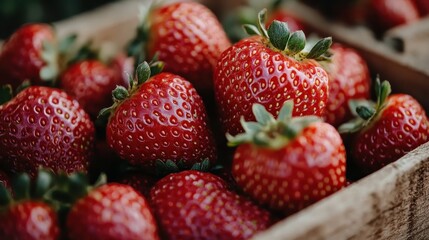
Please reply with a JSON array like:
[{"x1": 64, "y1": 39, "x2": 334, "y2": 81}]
[
  {"x1": 0, "y1": 201, "x2": 60, "y2": 240},
  {"x1": 129, "y1": 1, "x2": 231, "y2": 94},
  {"x1": 0, "y1": 86, "x2": 94, "y2": 177},
  {"x1": 150, "y1": 170, "x2": 271, "y2": 240},
  {"x1": 228, "y1": 101, "x2": 346, "y2": 215},
  {"x1": 323, "y1": 44, "x2": 371, "y2": 127},
  {"x1": 60, "y1": 60, "x2": 123, "y2": 119},
  {"x1": 104, "y1": 62, "x2": 217, "y2": 173},
  {"x1": 339, "y1": 78, "x2": 429, "y2": 173},
  {"x1": 368, "y1": 0, "x2": 420, "y2": 32},
  {"x1": 116, "y1": 172, "x2": 156, "y2": 197},
  {"x1": 67, "y1": 183, "x2": 159, "y2": 240},
  {"x1": 0, "y1": 171, "x2": 60, "y2": 240},
  {"x1": 214, "y1": 9, "x2": 331, "y2": 136},
  {"x1": 0, "y1": 24, "x2": 58, "y2": 89},
  {"x1": 413, "y1": 0, "x2": 429, "y2": 16}
]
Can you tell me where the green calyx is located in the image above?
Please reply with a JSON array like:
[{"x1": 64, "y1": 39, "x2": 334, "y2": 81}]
[
  {"x1": 227, "y1": 100, "x2": 321, "y2": 149},
  {"x1": 127, "y1": 3, "x2": 160, "y2": 68},
  {"x1": 0, "y1": 85, "x2": 13, "y2": 105},
  {"x1": 0, "y1": 170, "x2": 55, "y2": 209},
  {"x1": 155, "y1": 159, "x2": 211, "y2": 176},
  {"x1": 98, "y1": 58, "x2": 164, "y2": 120},
  {"x1": 243, "y1": 9, "x2": 332, "y2": 61},
  {"x1": 338, "y1": 76, "x2": 392, "y2": 133}
]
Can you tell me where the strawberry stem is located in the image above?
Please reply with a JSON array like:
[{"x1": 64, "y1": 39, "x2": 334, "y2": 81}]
[
  {"x1": 227, "y1": 101, "x2": 320, "y2": 149},
  {"x1": 245, "y1": 9, "x2": 332, "y2": 61},
  {"x1": 0, "y1": 85, "x2": 13, "y2": 105}
]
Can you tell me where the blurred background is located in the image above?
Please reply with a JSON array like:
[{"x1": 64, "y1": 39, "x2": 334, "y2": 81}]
[{"x1": 0, "y1": 0, "x2": 118, "y2": 38}]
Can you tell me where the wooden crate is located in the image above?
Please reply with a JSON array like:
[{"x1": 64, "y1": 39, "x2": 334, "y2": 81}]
[{"x1": 5, "y1": 0, "x2": 429, "y2": 239}]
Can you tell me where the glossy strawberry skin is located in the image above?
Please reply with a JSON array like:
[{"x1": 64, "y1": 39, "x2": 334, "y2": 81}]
[
  {"x1": 0, "y1": 24, "x2": 55, "y2": 89},
  {"x1": 147, "y1": 2, "x2": 231, "y2": 94},
  {"x1": 214, "y1": 36, "x2": 329, "y2": 135},
  {"x1": 323, "y1": 44, "x2": 371, "y2": 127},
  {"x1": 368, "y1": 0, "x2": 419, "y2": 32},
  {"x1": 60, "y1": 60, "x2": 122, "y2": 119},
  {"x1": 107, "y1": 73, "x2": 217, "y2": 170},
  {"x1": 150, "y1": 170, "x2": 271, "y2": 240},
  {"x1": 67, "y1": 183, "x2": 159, "y2": 240},
  {"x1": 0, "y1": 201, "x2": 60, "y2": 240},
  {"x1": 0, "y1": 86, "x2": 95, "y2": 177},
  {"x1": 232, "y1": 122, "x2": 346, "y2": 215},
  {"x1": 352, "y1": 94, "x2": 429, "y2": 173}
]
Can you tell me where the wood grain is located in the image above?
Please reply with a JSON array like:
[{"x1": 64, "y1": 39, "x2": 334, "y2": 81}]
[{"x1": 253, "y1": 142, "x2": 429, "y2": 240}]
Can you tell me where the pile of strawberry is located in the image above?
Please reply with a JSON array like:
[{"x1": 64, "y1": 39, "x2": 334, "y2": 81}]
[
  {"x1": 302, "y1": 0, "x2": 429, "y2": 34},
  {"x1": 1, "y1": 1, "x2": 429, "y2": 239}
]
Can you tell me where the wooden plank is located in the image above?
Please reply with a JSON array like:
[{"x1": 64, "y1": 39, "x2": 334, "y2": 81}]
[
  {"x1": 53, "y1": 0, "x2": 142, "y2": 53},
  {"x1": 253, "y1": 142, "x2": 429, "y2": 240}
]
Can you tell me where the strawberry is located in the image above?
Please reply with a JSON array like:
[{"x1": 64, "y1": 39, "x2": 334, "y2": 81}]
[
  {"x1": 339, "y1": 78, "x2": 429, "y2": 174},
  {"x1": 103, "y1": 62, "x2": 217, "y2": 174},
  {"x1": 0, "y1": 171, "x2": 60, "y2": 240},
  {"x1": 368, "y1": 0, "x2": 420, "y2": 33},
  {"x1": 323, "y1": 44, "x2": 371, "y2": 127},
  {"x1": 128, "y1": 1, "x2": 231, "y2": 94},
  {"x1": 227, "y1": 101, "x2": 346, "y2": 215},
  {"x1": 0, "y1": 86, "x2": 95, "y2": 177},
  {"x1": 0, "y1": 201, "x2": 60, "y2": 240},
  {"x1": 0, "y1": 23, "x2": 59, "y2": 89},
  {"x1": 67, "y1": 183, "x2": 159, "y2": 240},
  {"x1": 214, "y1": 9, "x2": 331, "y2": 136},
  {"x1": 150, "y1": 170, "x2": 271, "y2": 240},
  {"x1": 60, "y1": 60, "x2": 123, "y2": 119},
  {"x1": 413, "y1": 0, "x2": 429, "y2": 16}
]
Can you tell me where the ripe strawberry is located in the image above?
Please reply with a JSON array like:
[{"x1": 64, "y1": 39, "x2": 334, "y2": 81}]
[
  {"x1": 228, "y1": 101, "x2": 346, "y2": 214},
  {"x1": 214, "y1": 9, "x2": 331, "y2": 136},
  {"x1": 0, "y1": 201, "x2": 60, "y2": 240},
  {"x1": 323, "y1": 44, "x2": 371, "y2": 127},
  {"x1": 60, "y1": 60, "x2": 123, "y2": 119},
  {"x1": 67, "y1": 183, "x2": 159, "y2": 240},
  {"x1": 0, "y1": 23, "x2": 58, "y2": 89},
  {"x1": 129, "y1": 1, "x2": 231, "y2": 94},
  {"x1": 368, "y1": 0, "x2": 420, "y2": 32},
  {"x1": 0, "y1": 171, "x2": 60, "y2": 240},
  {"x1": 339, "y1": 78, "x2": 429, "y2": 173},
  {"x1": 150, "y1": 170, "x2": 271, "y2": 240},
  {"x1": 413, "y1": 0, "x2": 429, "y2": 16},
  {"x1": 0, "y1": 86, "x2": 95, "y2": 177},
  {"x1": 104, "y1": 62, "x2": 217, "y2": 173}
]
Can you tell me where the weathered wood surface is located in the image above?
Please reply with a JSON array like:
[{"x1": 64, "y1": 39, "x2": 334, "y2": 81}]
[{"x1": 254, "y1": 142, "x2": 429, "y2": 240}]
